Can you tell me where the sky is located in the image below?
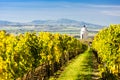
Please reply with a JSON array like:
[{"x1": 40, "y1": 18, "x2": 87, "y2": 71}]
[{"x1": 0, "y1": 0, "x2": 120, "y2": 25}]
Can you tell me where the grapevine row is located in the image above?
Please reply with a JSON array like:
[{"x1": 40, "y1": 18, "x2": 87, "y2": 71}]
[
  {"x1": 0, "y1": 30, "x2": 87, "y2": 79},
  {"x1": 92, "y1": 24, "x2": 120, "y2": 79}
]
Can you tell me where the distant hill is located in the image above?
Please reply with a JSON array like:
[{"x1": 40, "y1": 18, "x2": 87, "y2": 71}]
[
  {"x1": 0, "y1": 20, "x2": 12, "y2": 25},
  {"x1": 0, "y1": 20, "x2": 22, "y2": 25},
  {"x1": 0, "y1": 19, "x2": 104, "y2": 29}
]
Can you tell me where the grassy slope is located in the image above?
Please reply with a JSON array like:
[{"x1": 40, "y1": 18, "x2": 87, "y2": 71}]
[{"x1": 50, "y1": 48, "x2": 99, "y2": 80}]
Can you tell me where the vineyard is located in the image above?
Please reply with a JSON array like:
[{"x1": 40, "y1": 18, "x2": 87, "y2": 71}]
[
  {"x1": 92, "y1": 24, "x2": 120, "y2": 79},
  {"x1": 0, "y1": 24, "x2": 120, "y2": 80},
  {"x1": 0, "y1": 30, "x2": 87, "y2": 80}
]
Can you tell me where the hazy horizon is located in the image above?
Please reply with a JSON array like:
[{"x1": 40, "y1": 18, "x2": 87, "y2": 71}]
[{"x1": 0, "y1": 0, "x2": 120, "y2": 25}]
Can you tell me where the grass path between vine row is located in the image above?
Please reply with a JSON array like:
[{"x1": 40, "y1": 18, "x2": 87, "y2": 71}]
[{"x1": 49, "y1": 48, "x2": 100, "y2": 80}]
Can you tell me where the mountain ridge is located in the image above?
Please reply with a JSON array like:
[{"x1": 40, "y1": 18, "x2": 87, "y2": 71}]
[{"x1": 0, "y1": 19, "x2": 104, "y2": 29}]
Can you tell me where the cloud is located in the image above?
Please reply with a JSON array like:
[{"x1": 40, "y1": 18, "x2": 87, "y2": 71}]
[
  {"x1": 88, "y1": 4, "x2": 120, "y2": 8},
  {"x1": 101, "y1": 11, "x2": 120, "y2": 16},
  {"x1": 85, "y1": 4, "x2": 120, "y2": 17}
]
